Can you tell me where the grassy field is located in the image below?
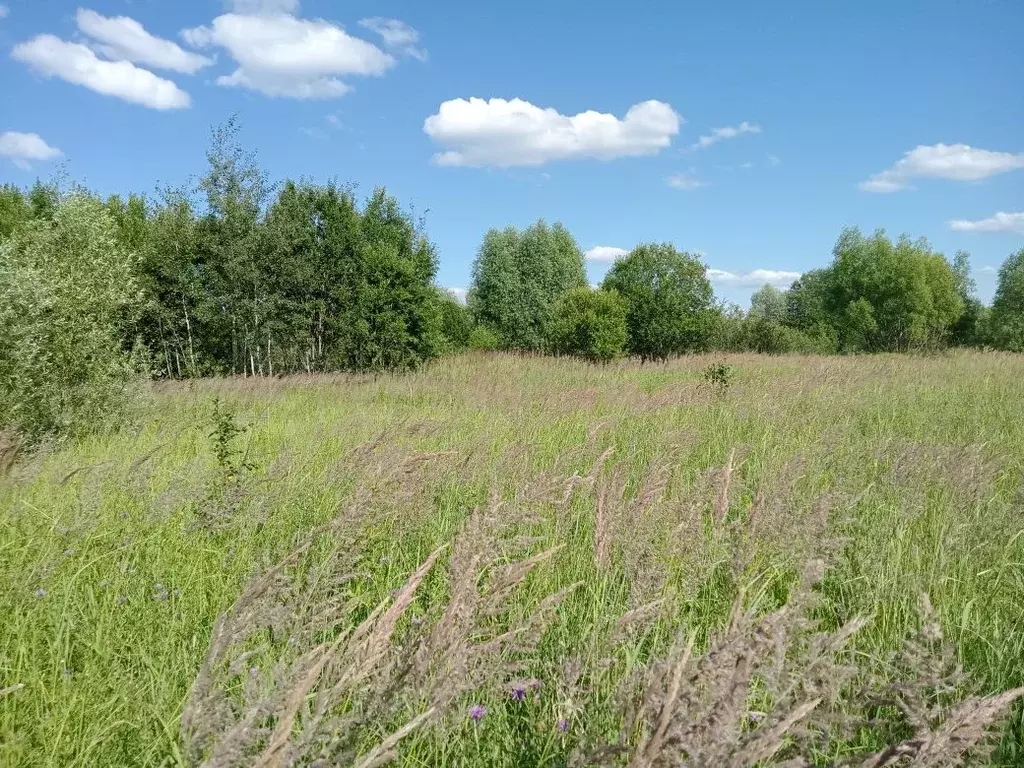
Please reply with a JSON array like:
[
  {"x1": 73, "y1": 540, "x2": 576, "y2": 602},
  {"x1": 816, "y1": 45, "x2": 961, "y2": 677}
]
[{"x1": 2, "y1": 352, "x2": 1024, "y2": 766}]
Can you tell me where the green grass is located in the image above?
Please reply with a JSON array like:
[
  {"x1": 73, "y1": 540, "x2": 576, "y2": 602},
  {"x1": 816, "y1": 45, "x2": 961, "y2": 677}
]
[{"x1": 2, "y1": 351, "x2": 1023, "y2": 766}]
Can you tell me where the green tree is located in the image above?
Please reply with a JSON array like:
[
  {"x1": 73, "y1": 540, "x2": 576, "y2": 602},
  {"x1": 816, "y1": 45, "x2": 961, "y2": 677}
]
[
  {"x1": 827, "y1": 228, "x2": 963, "y2": 351},
  {"x1": 0, "y1": 194, "x2": 142, "y2": 441},
  {"x1": 749, "y1": 284, "x2": 788, "y2": 322},
  {"x1": 435, "y1": 290, "x2": 472, "y2": 353},
  {"x1": 0, "y1": 184, "x2": 30, "y2": 241},
  {"x1": 468, "y1": 220, "x2": 586, "y2": 351},
  {"x1": 948, "y1": 251, "x2": 985, "y2": 347},
  {"x1": 601, "y1": 243, "x2": 718, "y2": 361},
  {"x1": 990, "y1": 248, "x2": 1024, "y2": 352},
  {"x1": 547, "y1": 288, "x2": 628, "y2": 362}
]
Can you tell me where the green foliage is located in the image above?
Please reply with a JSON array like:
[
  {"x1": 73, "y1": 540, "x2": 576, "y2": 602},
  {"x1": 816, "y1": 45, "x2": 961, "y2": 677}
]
[
  {"x1": 130, "y1": 123, "x2": 441, "y2": 377},
  {"x1": 990, "y1": 248, "x2": 1024, "y2": 352},
  {"x1": 468, "y1": 220, "x2": 587, "y2": 350},
  {"x1": 207, "y1": 398, "x2": 254, "y2": 480},
  {"x1": 0, "y1": 194, "x2": 142, "y2": 442},
  {"x1": 827, "y1": 228, "x2": 963, "y2": 352},
  {"x1": 434, "y1": 290, "x2": 472, "y2": 353},
  {"x1": 601, "y1": 243, "x2": 719, "y2": 361},
  {"x1": 0, "y1": 184, "x2": 30, "y2": 241},
  {"x1": 749, "y1": 283, "x2": 787, "y2": 322},
  {"x1": 467, "y1": 325, "x2": 500, "y2": 351},
  {"x1": 702, "y1": 361, "x2": 735, "y2": 394},
  {"x1": 547, "y1": 287, "x2": 628, "y2": 362}
]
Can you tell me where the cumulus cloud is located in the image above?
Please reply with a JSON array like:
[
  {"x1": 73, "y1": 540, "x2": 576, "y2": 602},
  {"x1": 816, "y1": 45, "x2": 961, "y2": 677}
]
[
  {"x1": 75, "y1": 9, "x2": 213, "y2": 74},
  {"x1": 948, "y1": 211, "x2": 1024, "y2": 234},
  {"x1": 358, "y1": 17, "x2": 426, "y2": 61},
  {"x1": 183, "y1": 13, "x2": 394, "y2": 99},
  {"x1": 585, "y1": 246, "x2": 629, "y2": 262},
  {"x1": 666, "y1": 171, "x2": 705, "y2": 190},
  {"x1": 423, "y1": 98, "x2": 681, "y2": 167},
  {"x1": 707, "y1": 268, "x2": 802, "y2": 287},
  {"x1": 859, "y1": 143, "x2": 1024, "y2": 192},
  {"x1": 0, "y1": 131, "x2": 63, "y2": 170},
  {"x1": 689, "y1": 121, "x2": 760, "y2": 151},
  {"x1": 444, "y1": 287, "x2": 467, "y2": 303},
  {"x1": 0, "y1": 5, "x2": 8, "y2": 19},
  {"x1": 12, "y1": 35, "x2": 191, "y2": 109}
]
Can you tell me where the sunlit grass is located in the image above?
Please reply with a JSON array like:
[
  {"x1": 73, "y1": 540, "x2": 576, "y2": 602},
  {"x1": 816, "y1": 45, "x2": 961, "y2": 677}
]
[{"x1": 2, "y1": 351, "x2": 1023, "y2": 766}]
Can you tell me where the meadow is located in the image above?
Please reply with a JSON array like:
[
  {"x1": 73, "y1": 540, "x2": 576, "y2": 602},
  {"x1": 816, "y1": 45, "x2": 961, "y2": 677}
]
[{"x1": 2, "y1": 351, "x2": 1023, "y2": 766}]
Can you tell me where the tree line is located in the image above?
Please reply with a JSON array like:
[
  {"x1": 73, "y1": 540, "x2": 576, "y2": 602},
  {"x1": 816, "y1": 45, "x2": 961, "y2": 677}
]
[
  {"x1": 1, "y1": 120, "x2": 1023, "y2": 441},
  {"x1": 465, "y1": 220, "x2": 1024, "y2": 361}
]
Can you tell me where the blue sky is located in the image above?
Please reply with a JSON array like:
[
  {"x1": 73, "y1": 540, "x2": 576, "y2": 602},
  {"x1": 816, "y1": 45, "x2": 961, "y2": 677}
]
[{"x1": 1, "y1": 0, "x2": 1022, "y2": 305}]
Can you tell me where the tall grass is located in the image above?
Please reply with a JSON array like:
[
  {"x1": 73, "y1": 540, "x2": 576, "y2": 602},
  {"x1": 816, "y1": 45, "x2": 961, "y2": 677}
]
[{"x1": 1, "y1": 351, "x2": 1023, "y2": 765}]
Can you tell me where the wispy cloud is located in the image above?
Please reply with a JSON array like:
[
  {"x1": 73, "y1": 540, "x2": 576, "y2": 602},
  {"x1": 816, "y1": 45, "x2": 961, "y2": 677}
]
[
  {"x1": 860, "y1": 143, "x2": 1024, "y2": 193},
  {"x1": 0, "y1": 131, "x2": 63, "y2": 170},
  {"x1": 948, "y1": 211, "x2": 1024, "y2": 234},
  {"x1": 689, "y1": 121, "x2": 760, "y2": 151},
  {"x1": 707, "y1": 268, "x2": 801, "y2": 287},
  {"x1": 12, "y1": 35, "x2": 191, "y2": 109},
  {"x1": 76, "y1": 9, "x2": 213, "y2": 74},
  {"x1": 358, "y1": 18, "x2": 427, "y2": 61},
  {"x1": 584, "y1": 246, "x2": 629, "y2": 262},
  {"x1": 666, "y1": 170, "x2": 705, "y2": 190}
]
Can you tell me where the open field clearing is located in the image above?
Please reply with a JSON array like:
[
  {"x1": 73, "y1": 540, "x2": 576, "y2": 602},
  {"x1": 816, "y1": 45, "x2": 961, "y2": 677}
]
[{"x1": 2, "y1": 352, "x2": 1024, "y2": 766}]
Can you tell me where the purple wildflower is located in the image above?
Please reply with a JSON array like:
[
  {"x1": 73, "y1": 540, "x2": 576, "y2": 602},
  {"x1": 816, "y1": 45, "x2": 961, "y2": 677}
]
[
  {"x1": 557, "y1": 719, "x2": 569, "y2": 732},
  {"x1": 468, "y1": 704, "x2": 487, "y2": 722},
  {"x1": 510, "y1": 684, "x2": 527, "y2": 701}
]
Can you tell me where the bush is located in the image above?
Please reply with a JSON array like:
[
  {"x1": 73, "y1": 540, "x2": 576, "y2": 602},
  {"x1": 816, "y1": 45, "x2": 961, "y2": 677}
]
[
  {"x1": 0, "y1": 194, "x2": 143, "y2": 442},
  {"x1": 547, "y1": 288, "x2": 628, "y2": 363},
  {"x1": 746, "y1": 317, "x2": 836, "y2": 355},
  {"x1": 435, "y1": 289, "x2": 472, "y2": 353},
  {"x1": 467, "y1": 326, "x2": 500, "y2": 351}
]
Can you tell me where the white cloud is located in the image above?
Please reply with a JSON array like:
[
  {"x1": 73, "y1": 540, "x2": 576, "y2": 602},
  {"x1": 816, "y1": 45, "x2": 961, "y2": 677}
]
[
  {"x1": 948, "y1": 211, "x2": 1024, "y2": 234},
  {"x1": 860, "y1": 143, "x2": 1024, "y2": 193},
  {"x1": 666, "y1": 170, "x2": 705, "y2": 190},
  {"x1": 445, "y1": 287, "x2": 467, "y2": 303},
  {"x1": 0, "y1": 131, "x2": 63, "y2": 170},
  {"x1": 767, "y1": 154, "x2": 781, "y2": 166},
  {"x1": 423, "y1": 98, "x2": 681, "y2": 167},
  {"x1": 976, "y1": 265, "x2": 998, "y2": 274},
  {"x1": 224, "y1": 0, "x2": 299, "y2": 13},
  {"x1": 689, "y1": 121, "x2": 760, "y2": 151},
  {"x1": 183, "y1": 13, "x2": 394, "y2": 99},
  {"x1": 585, "y1": 246, "x2": 629, "y2": 262},
  {"x1": 75, "y1": 9, "x2": 213, "y2": 75},
  {"x1": 707, "y1": 268, "x2": 802, "y2": 287},
  {"x1": 0, "y1": 5, "x2": 9, "y2": 19},
  {"x1": 358, "y1": 17, "x2": 426, "y2": 61},
  {"x1": 12, "y1": 34, "x2": 191, "y2": 109}
]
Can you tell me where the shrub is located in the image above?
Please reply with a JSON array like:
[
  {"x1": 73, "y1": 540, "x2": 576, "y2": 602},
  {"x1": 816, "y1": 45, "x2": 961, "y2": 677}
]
[
  {"x1": 466, "y1": 326, "x2": 500, "y2": 352},
  {"x1": 0, "y1": 194, "x2": 143, "y2": 443},
  {"x1": 547, "y1": 288, "x2": 628, "y2": 363},
  {"x1": 435, "y1": 289, "x2": 472, "y2": 353}
]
